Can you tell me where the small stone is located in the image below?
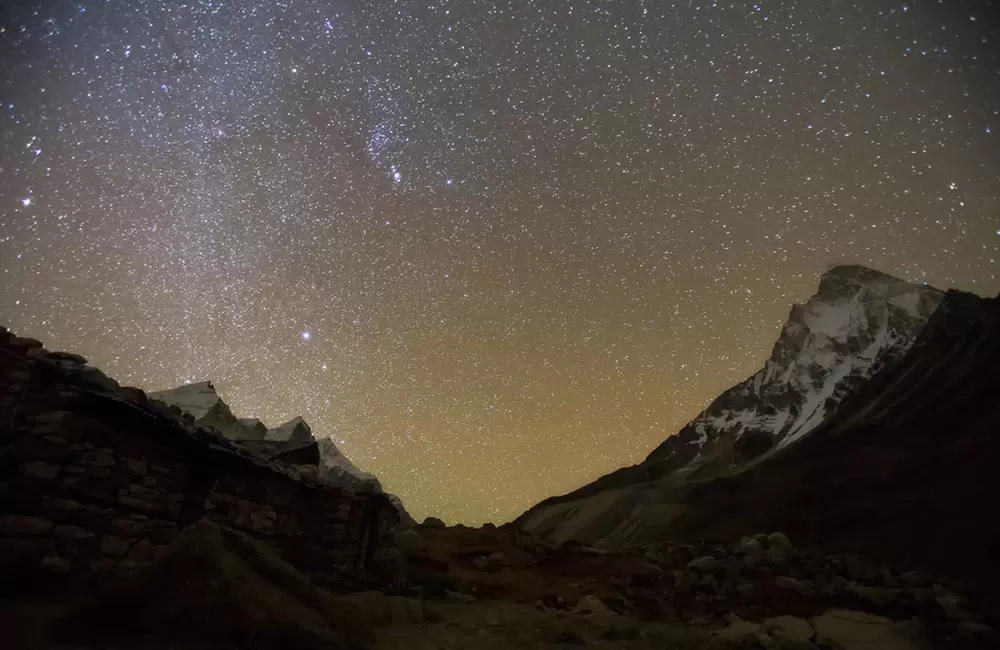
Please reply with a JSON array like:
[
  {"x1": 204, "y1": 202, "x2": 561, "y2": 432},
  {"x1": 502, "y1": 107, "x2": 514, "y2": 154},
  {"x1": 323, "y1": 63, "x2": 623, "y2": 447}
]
[
  {"x1": 40, "y1": 554, "x2": 73, "y2": 573},
  {"x1": 473, "y1": 555, "x2": 489, "y2": 570},
  {"x1": 20, "y1": 462, "x2": 61, "y2": 480},
  {"x1": 99, "y1": 535, "x2": 132, "y2": 558},
  {"x1": 0, "y1": 515, "x2": 54, "y2": 536},
  {"x1": 43, "y1": 436, "x2": 68, "y2": 445}
]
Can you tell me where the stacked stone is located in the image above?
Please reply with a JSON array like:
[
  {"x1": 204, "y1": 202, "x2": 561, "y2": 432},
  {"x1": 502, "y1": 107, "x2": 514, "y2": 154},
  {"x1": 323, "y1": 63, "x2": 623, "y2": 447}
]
[{"x1": 0, "y1": 327, "x2": 397, "y2": 589}]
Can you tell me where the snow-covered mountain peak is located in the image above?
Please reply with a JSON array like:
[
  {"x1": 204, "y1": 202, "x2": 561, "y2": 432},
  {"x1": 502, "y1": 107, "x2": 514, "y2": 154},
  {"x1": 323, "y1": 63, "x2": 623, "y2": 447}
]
[
  {"x1": 647, "y1": 266, "x2": 944, "y2": 469},
  {"x1": 148, "y1": 380, "x2": 404, "y2": 511},
  {"x1": 148, "y1": 381, "x2": 222, "y2": 421},
  {"x1": 266, "y1": 416, "x2": 314, "y2": 443}
]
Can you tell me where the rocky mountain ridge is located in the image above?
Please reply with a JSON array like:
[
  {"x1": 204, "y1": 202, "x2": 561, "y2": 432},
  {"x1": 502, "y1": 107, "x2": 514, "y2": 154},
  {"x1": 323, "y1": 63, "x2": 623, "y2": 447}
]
[
  {"x1": 518, "y1": 265, "x2": 945, "y2": 544},
  {"x1": 149, "y1": 382, "x2": 379, "y2": 484}
]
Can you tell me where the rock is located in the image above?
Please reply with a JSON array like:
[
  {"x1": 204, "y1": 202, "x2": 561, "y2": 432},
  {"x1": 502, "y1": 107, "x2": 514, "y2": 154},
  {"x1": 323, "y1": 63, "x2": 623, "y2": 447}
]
[
  {"x1": 736, "y1": 582, "x2": 758, "y2": 601},
  {"x1": 696, "y1": 574, "x2": 720, "y2": 594},
  {"x1": 765, "y1": 545, "x2": 789, "y2": 570},
  {"x1": 739, "y1": 536, "x2": 764, "y2": 556},
  {"x1": 767, "y1": 532, "x2": 793, "y2": 552},
  {"x1": 422, "y1": 516, "x2": 446, "y2": 528},
  {"x1": 473, "y1": 555, "x2": 489, "y2": 570},
  {"x1": 0, "y1": 515, "x2": 54, "y2": 536},
  {"x1": 111, "y1": 518, "x2": 146, "y2": 538},
  {"x1": 762, "y1": 615, "x2": 814, "y2": 644},
  {"x1": 577, "y1": 594, "x2": 612, "y2": 616},
  {"x1": 934, "y1": 593, "x2": 972, "y2": 622},
  {"x1": 675, "y1": 569, "x2": 698, "y2": 595},
  {"x1": 710, "y1": 615, "x2": 760, "y2": 648},
  {"x1": 812, "y1": 609, "x2": 920, "y2": 650},
  {"x1": 844, "y1": 555, "x2": 875, "y2": 582},
  {"x1": 487, "y1": 550, "x2": 505, "y2": 567},
  {"x1": 125, "y1": 457, "x2": 148, "y2": 475},
  {"x1": 40, "y1": 554, "x2": 73, "y2": 573},
  {"x1": 20, "y1": 462, "x2": 61, "y2": 480},
  {"x1": 776, "y1": 576, "x2": 815, "y2": 597},
  {"x1": 689, "y1": 555, "x2": 724, "y2": 573},
  {"x1": 955, "y1": 621, "x2": 995, "y2": 643},
  {"x1": 52, "y1": 524, "x2": 96, "y2": 540},
  {"x1": 392, "y1": 527, "x2": 426, "y2": 556},
  {"x1": 99, "y1": 535, "x2": 132, "y2": 558},
  {"x1": 387, "y1": 596, "x2": 423, "y2": 624},
  {"x1": 46, "y1": 351, "x2": 87, "y2": 364},
  {"x1": 443, "y1": 589, "x2": 476, "y2": 604}
]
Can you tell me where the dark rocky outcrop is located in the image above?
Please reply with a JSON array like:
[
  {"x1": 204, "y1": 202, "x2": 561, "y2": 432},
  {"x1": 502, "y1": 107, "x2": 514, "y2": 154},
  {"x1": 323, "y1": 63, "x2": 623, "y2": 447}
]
[{"x1": 0, "y1": 327, "x2": 399, "y2": 592}]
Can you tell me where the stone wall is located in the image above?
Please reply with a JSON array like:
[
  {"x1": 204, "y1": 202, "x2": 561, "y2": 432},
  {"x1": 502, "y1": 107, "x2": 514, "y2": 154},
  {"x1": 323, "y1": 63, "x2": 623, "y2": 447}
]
[{"x1": 0, "y1": 328, "x2": 398, "y2": 590}]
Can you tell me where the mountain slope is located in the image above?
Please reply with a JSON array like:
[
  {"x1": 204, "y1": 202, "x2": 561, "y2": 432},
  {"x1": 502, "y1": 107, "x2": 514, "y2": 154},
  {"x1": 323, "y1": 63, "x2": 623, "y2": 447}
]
[
  {"x1": 665, "y1": 287, "x2": 1000, "y2": 595},
  {"x1": 517, "y1": 265, "x2": 944, "y2": 544}
]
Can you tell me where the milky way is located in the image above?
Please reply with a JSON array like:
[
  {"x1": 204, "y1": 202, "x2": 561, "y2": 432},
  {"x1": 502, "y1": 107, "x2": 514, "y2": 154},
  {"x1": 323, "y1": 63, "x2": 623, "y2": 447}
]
[{"x1": 2, "y1": 1, "x2": 998, "y2": 524}]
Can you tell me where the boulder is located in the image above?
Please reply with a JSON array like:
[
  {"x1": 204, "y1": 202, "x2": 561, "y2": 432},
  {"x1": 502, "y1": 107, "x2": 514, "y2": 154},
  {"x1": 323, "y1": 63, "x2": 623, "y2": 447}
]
[
  {"x1": 688, "y1": 555, "x2": 724, "y2": 573},
  {"x1": 577, "y1": 594, "x2": 613, "y2": 616},
  {"x1": 775, "y1": 576, "x2": 814, "y2": 597},
  {"x1": 392, "y1": 527, "x2": 426, "y2": 557},
  {"x1": 422, "y1": 516, "x2": 446, "y2": 529},
  {"x1": 767, "y1": 532, "x2": 793, "y2": 552},
  {"x1": 0, "y1": 515, "x2": 54, "y2": 536},
  {"x1": 812, "y1": 609, "x2": 920, "y2": 650},
  {"x1": 710, "y1": 615, "x2": 760, "y2": 649},
  {"x1": 762, "y1": 615, "x2": 814, "y2": 645},
  {"x1": 955, "y1": 621, "x2": 995, "y2": 644},
  {"x1": 675, "y1": 569, "x2": 698, "y2": 595}
]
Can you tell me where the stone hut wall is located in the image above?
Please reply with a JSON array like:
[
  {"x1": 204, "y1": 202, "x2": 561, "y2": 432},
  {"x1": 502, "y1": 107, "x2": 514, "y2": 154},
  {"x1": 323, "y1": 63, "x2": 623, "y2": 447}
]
[{"x1": 0, "y1": 329, "x2": 398, "y2": 588}]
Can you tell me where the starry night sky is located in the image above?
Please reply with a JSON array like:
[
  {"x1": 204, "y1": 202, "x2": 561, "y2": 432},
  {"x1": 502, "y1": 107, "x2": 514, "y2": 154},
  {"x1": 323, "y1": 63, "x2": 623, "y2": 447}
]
[{"x1": 2, "y1": 1, "x2": 998, "y2": 524}]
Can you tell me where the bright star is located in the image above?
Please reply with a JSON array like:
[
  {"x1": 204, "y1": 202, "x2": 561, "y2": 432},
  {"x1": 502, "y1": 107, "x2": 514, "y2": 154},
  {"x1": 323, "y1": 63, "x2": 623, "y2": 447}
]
[
  {"x1": 300, "y1": 331, "x2": 312, "y2": 341},
  {"x1": 21, "y1": 197, "x2": 31, "y2": 207}
]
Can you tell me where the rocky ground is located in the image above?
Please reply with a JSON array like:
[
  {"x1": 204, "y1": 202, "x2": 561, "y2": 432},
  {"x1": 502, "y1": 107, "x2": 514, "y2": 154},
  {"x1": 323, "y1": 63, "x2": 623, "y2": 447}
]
[{"x1": 6, "y1": 518, "x2": 998, "y2": 649}]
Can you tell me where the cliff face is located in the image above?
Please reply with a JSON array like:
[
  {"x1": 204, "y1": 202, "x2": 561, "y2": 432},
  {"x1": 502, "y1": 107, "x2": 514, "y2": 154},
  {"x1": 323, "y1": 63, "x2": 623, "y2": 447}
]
[{"x1": 0, "y1": 328, "x2": 398, "y2": 588}]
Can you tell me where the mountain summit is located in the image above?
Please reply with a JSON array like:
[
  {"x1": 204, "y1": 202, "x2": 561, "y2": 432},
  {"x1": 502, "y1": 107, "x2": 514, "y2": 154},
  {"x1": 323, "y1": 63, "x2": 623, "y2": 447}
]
[
  {"x1": 518, "y1": 265, "x2": 944, "y2": 544},
  {"x1": 148, "y1": 382, "x2": 392, "y2": 498}
]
